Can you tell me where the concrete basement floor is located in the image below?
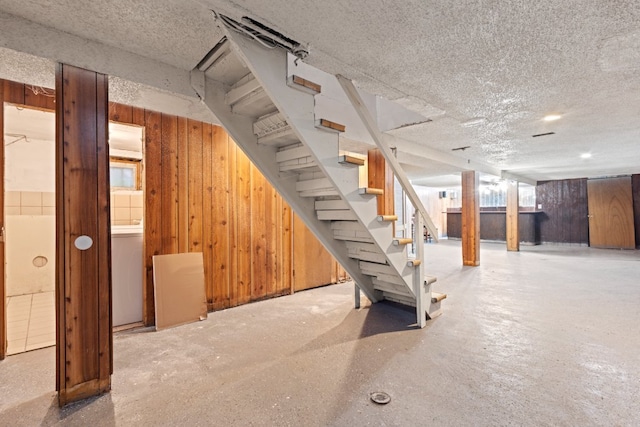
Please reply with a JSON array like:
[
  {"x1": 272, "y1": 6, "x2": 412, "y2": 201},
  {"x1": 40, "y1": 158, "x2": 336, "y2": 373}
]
[{"x1": 1, "y1": 240, "x2": 639, "y2": 426}]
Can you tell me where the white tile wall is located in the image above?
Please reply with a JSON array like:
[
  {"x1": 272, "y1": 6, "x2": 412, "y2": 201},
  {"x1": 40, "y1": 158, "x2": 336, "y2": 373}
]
[
  {"x1": 5, "y1": 190, "x2": 144, "y2": 226},
  {"x1": 5, "y1": 191, "x2": 54, "y2": 215},
  {"x1": 110, "y1": 190, "x2": 143, "y2": 226}
]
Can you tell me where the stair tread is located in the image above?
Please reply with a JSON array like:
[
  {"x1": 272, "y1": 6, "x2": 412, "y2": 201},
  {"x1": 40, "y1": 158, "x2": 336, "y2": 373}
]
[
  {"x1": 316, "y1": 118, "x2": 346, "y2": 133},
  {"x1": 290, "y1": 75, "x2": 322, "y2": 93},
  {"x1": 338, "y1": 155, "x2": 365, "y2": 166},
  {"x1": 359, "y1": 187, "x2": 384, "y2": 196},
  {"x1": 431, "y1": 292, "x2": 447, "y2": 303},
  {"x1": 393, "y1": 238, "x2": 413, "y2": 246}
]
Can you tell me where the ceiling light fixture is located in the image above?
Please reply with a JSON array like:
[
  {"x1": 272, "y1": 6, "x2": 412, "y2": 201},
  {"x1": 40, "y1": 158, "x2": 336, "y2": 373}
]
[
  {"x1": 543, "y1": 114, "x2": 562, "y2": 122},
  {"x1": 580, "y1": 153, "x2": 592, "y2": 159}
]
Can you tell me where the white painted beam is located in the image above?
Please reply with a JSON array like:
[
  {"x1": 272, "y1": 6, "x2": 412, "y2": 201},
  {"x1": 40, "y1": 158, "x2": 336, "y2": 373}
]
[
  {"x1": 501, "y1": 171, "x2": 537, "y2": 186},
  {"x1": 0, "y1": 11, "x2": 195, "y2": 98}
]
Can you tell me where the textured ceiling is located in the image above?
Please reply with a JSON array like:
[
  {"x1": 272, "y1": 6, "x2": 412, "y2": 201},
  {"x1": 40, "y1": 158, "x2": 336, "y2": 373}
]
[{"x1": 1, "y1": 0, "x2": 640, "y2": 186}]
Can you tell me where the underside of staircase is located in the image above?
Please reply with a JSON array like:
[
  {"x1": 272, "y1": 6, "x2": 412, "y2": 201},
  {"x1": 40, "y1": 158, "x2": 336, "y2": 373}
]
[{"x1": 194, "y1": 28, "x2": 445, "y2": 327}]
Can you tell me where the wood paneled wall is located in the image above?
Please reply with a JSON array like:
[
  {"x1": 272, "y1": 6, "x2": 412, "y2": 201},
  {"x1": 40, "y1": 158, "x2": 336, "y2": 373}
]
[
  {"x1": 2, "y1": 78, "x2": 345, "y2": 330},
  {"x1": 110, "y1": 104, "x2": 295, "y2": 323},
  {"x1": 293, "y1": 216, "x2": 347, "y2": 292},
  {"x1": 536, "y1": 179, "x2": 589, "y2": 244},
  {"x1": 633, "y1": 174, "x2": 640, "y2": 249}
]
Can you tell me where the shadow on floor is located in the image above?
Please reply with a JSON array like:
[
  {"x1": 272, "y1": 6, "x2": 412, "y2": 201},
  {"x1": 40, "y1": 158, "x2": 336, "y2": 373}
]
[
  {"x1": 289, "y1": 299, "x2": 430, "y2": 423},
  {"x1": 0, "y1": 391, "x2": 115, "y2": 426},
  {"x1": 292, "y1": 300, "x2": 420, "y2": 357}
]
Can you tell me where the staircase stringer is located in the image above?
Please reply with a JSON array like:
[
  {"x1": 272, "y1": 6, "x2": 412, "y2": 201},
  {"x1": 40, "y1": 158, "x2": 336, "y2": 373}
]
[
  {"x1": 201, "y1": 68, "x2": 381, "y2": 303},
  {"x1": 225, "y1": 31, "x2": 416, "y2": 297}
]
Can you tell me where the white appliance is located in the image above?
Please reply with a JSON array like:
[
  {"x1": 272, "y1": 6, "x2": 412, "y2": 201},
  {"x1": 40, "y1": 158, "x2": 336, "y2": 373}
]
[{"x1": 111, "y1": 225, "x2": 143, "y2": 326}]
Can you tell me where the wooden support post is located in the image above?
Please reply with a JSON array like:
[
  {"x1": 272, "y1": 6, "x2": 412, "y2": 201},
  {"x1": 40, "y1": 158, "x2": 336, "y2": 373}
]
[
  {"x1": 461, "y1": 171, "x2": 480, "y2": 266},
  {"x1": 56, "y1": 64, "x2": 112, "y2": 406},
  {"x1": 506, "y1": 180, "x2": 520, "y2": 252},
  {"x1": 0, "y1": 83, "x2": 5, "y2": 360},
  {"x1": 367, "y1": 149, "x2": 394, "y2": 216}
]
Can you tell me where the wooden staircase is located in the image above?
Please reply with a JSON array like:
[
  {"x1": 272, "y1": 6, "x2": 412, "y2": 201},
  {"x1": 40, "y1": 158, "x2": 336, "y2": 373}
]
[{"x1": 196, "y1": 32, "x2": 444, "y2": 326}]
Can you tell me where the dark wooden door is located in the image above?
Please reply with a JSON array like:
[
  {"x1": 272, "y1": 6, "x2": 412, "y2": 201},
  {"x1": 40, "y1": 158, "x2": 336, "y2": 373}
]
[{"x1": 587, "y1": 177, "x2": 635, "y2": 249}]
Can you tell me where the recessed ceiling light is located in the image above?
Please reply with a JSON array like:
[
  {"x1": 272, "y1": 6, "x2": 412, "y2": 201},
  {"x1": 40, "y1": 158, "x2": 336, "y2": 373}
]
[
  {"x1": 580, "y1": 153, "x2": 592, "y2": 159},
  {"x1": 543, "y1": 114, "x2": 562, "y2": 121}
]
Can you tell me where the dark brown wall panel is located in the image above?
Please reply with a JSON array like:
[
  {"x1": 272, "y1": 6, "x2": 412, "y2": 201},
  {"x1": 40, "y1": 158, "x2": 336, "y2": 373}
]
[{"x1": 536, "y1": 179, "x2": 589, "y2": 244}]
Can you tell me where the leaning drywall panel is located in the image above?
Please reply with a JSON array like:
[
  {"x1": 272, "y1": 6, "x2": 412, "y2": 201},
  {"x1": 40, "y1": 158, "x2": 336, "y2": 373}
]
[{"x1": 152, "y1": 252, "x2": 207, "y2": 331}]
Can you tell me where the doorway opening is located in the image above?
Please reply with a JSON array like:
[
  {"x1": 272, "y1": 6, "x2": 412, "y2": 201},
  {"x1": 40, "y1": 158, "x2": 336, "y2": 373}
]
[{"x1": 3, "y1": 103, "x2": 145, "y2": 356}]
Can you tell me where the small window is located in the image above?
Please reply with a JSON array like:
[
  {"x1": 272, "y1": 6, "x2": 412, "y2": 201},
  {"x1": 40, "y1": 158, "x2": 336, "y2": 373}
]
[{"x1": 110, "y1": 159, "x2": 141, "y2": 190}]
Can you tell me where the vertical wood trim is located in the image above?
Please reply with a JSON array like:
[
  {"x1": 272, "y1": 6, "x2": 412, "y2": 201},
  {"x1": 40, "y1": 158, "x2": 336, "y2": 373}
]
[
  {"x1": 461, "y1": 171, "x2": 480, "y2": 266},
  {"x1": 251, "y1": 167, "x2": 267, "y2": 300},
  {"x1": 177, "y1": 117, "x2": 189, "y2": 253},
  {"x1": 96, "y1": 74, "x2": 112, "y2": 381},
  {"x1": 236, "y1": 147, "x2": 252, "y2": 305},
  {"x1": 228, "y1": 141, "x2": 238, "y2": 307},
  {"x1": 506, "y1": 181, "x2": 520, "y2": 251},
  {"x1": 0, "y1": 83, "x2": 5, "y2": 360},
  {"x1": 265, "y1": 183, "x2": 277, "y2": 296},
  {"x1": 56, "y1": 64, "x2": 111, "y2": 406},
  {"x1": 160, "y1": 114, "x2": 178, "y2": 254},
  {"x1": 202, "y1": 123, "x2": 214, "y2": 310},
  {"x1": 187, "y1": 120, "x2": 203, "y2": 253},
  {"x1": 212, "y1": 127, "x2": 230, "y2": 310},
  {"x1": 282, "y1": 200, "x2": 293, "y2": 295},
  {"x1": 143, "y1": 110, "x2": 162, "y2": 326}
]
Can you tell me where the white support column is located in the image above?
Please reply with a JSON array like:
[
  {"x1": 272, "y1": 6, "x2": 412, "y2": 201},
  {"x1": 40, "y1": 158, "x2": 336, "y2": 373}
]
[
  {"x1": 413, "y1": 212, "x2": 426, "y2": 328},
  {"x1": 354, "y1": 284, "x2": 361, "y2": 309}
]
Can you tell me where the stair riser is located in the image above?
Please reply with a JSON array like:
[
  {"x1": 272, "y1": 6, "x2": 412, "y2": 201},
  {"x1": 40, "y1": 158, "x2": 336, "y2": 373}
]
[
  {"x1": 317, "y1": 210, "x2": 358, "y2": 221},
  {"x1": 279, "y1": 157, "x2": 316, "y2": 172},
  {"x1": 333, "y1": 231, "x2": 374, "y2": 243}
]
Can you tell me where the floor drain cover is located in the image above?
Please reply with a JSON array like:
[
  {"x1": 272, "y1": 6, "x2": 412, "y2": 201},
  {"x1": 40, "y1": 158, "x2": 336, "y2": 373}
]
[{"x1": 370, "y1": 391, "x2": 391, "y2": 404}]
